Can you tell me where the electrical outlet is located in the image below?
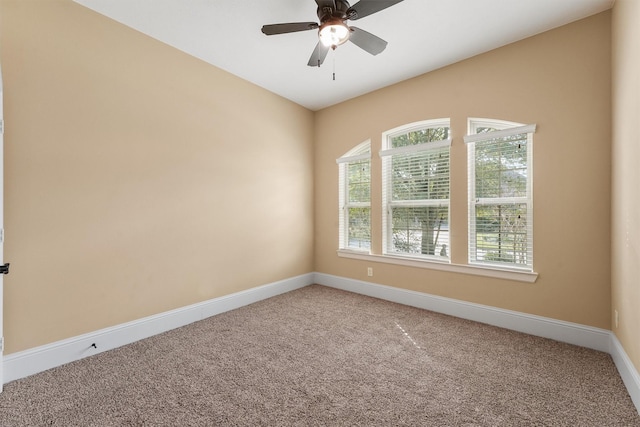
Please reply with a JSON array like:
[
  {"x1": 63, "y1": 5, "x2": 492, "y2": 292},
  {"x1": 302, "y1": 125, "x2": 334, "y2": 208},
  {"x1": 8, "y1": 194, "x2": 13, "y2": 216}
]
[
  {"x1": 367, "y1": 267, "x2": 373, "y2": 277},
  {"x1": 614, "y1": 310, "x2": 619, "y2": 328}
]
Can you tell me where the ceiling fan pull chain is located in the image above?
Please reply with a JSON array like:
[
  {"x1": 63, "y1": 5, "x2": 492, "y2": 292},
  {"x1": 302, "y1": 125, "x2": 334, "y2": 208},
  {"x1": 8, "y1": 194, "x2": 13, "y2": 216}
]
[{"x1": 333, "y1": 50, "x2": 336, "y2": 81}]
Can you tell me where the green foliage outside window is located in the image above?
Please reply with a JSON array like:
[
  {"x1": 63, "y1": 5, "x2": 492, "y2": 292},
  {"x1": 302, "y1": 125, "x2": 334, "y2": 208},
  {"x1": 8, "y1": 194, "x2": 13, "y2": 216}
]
[
  {"x1": 346, "y1": 158, "x2": 371, "y2": 249},
  {"x1": 389, "y1": 126, "x2": 450, "y2": 257},
  {"x1": 474, "y1": 131, "x2": 529, "y2": 266}
]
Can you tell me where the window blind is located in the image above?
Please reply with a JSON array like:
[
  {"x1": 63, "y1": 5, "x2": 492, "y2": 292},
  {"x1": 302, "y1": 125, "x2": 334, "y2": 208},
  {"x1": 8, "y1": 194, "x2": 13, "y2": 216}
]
[
  {"x1": 338, "y1": 143, "x2": 371, "y2": 251},
  {"x1": 466, "y1": 124, "x2": 535, "y2": 270},
  {"x1": 381, "y1": 138, "x2": 451, "y2": 259}
]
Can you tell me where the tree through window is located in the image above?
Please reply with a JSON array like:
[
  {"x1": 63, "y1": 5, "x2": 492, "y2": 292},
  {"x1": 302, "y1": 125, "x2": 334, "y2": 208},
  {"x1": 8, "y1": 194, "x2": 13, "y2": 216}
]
[
  {"x1": 381, "y1": 120, "x2": 451, "y2": 260},
  {"x1": 465, "y1": 119, "x2": 535, "y2": 270}
]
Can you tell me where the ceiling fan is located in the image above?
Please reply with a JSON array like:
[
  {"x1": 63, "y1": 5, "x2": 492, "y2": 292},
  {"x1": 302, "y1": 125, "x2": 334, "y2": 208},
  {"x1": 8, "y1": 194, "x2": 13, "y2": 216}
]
[{"x1": 261, "y1": 0, "x2": 404, "y2": 67}]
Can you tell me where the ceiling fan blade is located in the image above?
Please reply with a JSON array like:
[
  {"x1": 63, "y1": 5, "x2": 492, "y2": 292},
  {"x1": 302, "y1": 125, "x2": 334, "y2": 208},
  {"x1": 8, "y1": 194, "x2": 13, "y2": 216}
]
[
  {"x1": 347, "y1": 0, "x2": 404, "y2": 20},
  {"x1": 348, "y1": 26, "x2": 387, "y2": 55},
  {"x1": 307, "y1": 41, "x2": 331, "y2": 67},
  {"x1": 261, "y1": 22, "x2": 319, "y2": 36}
]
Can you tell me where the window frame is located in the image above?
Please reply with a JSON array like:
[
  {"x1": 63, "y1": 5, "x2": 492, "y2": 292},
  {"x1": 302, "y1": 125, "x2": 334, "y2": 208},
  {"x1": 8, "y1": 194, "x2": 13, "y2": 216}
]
[
  {"x1": 380, "y1": 119, "x2": 451, "y2": 262},
  {"x1": 337, "y1": 140, "x2": 371, "y2": 253},
  {"x1": 465, "y1": 118, "x2": 536, "y2": 271}
]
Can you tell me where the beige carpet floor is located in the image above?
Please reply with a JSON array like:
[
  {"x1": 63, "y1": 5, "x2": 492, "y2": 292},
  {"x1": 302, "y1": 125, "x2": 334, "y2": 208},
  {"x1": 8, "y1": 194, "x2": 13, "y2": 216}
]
[{"x1": 0, "y1": 284, "x2": 638, "y2": 426}]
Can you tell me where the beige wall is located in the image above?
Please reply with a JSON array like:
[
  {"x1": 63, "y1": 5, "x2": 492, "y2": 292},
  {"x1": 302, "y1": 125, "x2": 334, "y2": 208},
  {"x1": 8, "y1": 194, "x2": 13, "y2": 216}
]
[
  {"x1": 315, "y1": 13, "x2": 612, "y2": 328},
  {"x1": 0, "y1": 0, "x2": 314, "y2": 354},
  {"x1": 612, "y1": 0, "x2": 640, "y2": 376}
]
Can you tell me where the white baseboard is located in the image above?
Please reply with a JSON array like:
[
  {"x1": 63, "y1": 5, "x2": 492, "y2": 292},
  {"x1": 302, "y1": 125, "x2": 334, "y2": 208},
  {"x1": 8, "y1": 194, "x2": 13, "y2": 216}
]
[
  {"x1": 313, "y1": 272, "x2": 640, "y2": 415},
  {"x1": 3, "y1": 273, "x2": 313, "y2": 384},
  {"x1": 610, "y1": 334, "x2": 640, "y2": 413}
]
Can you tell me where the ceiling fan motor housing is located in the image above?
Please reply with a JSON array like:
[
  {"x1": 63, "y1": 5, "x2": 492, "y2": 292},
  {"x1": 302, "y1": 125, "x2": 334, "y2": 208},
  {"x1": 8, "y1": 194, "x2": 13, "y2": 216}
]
[{"x1": 317, "y1": 0, "x2": 352, "y2": 23}]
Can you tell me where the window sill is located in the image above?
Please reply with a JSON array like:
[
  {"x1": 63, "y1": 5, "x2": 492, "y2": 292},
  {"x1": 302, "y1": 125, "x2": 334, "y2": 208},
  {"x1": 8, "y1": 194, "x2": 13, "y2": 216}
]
[{"x1": 337, "y1": 250, "x2": 538, "y2": 283}]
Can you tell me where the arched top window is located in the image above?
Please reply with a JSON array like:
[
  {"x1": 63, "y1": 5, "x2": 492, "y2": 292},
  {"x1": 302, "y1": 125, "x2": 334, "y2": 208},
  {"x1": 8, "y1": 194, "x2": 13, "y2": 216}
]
[
  {"x1": 339, "y1": 140, "x2": 371, "y2": 159},
  {"x1": 382, "y1": 119, "x2": 450, "y2": 150}
]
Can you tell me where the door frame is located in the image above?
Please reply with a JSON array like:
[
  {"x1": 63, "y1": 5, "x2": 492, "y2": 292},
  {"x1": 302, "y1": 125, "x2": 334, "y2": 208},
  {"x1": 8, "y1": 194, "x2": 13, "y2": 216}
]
[{"x1": 0, "y1": 62, "x2": 5, "y2": 392}]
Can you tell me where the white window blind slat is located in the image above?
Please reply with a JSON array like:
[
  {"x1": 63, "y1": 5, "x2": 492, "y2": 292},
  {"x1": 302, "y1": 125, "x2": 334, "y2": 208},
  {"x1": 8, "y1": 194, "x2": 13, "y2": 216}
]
[
  {"x1": 389, "y1": 199, "x2": 450, "y2": 207},
  {"x1": 474, "y1": 197, "x2": 528, "y2": 205}
]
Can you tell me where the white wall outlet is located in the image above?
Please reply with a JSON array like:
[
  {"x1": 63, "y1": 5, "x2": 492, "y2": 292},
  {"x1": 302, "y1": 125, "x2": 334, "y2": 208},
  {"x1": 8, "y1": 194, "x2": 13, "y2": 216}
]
[
  {"x1": 367, "y1": 267, "x2": 373, "y2": 277},
  {"x1": 614, "y1": 309, "x2": 619, "y2": 328}
]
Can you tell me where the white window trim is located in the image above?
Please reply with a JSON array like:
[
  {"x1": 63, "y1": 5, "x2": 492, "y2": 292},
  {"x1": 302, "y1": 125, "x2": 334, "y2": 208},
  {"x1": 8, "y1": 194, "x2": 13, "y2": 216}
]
[
  {"x1": 465, "y1": 119, "x2": 536, "y2": 272},
  {"x1": 337, "y1": 249, "x2": 538, "y2": 283}
]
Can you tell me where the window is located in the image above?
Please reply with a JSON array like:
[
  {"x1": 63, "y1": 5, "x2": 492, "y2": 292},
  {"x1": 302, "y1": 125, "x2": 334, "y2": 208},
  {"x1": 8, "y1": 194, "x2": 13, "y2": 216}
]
[
  {"x1": 337, "y1": 141, "x2": 371, "y2": 251},
  {"x1": 465, "y1": 119, "x2": 536, "y2": 270},
  {"x1": 381, "y1": 120, "x2": 451, "y2": 260}
]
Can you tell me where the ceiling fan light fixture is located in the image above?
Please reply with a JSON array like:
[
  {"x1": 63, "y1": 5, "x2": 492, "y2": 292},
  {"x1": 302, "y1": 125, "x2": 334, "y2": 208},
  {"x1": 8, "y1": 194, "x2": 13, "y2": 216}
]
[{"x1": 319, "y1": 20, "x2": 350, "y2": 47}]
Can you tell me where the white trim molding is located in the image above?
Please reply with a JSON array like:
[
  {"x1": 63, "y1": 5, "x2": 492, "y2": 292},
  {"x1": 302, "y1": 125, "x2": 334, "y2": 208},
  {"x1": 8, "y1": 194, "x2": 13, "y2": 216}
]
[
  {"x1": 3, "y1": 274, "x2": 313, "y2": 384},
  {"x1": 337, "y1": 250, "x2": 538, "y2": 283},
  {"x1": 610, "y1": 334, "x2": 640, "y2": 413}
]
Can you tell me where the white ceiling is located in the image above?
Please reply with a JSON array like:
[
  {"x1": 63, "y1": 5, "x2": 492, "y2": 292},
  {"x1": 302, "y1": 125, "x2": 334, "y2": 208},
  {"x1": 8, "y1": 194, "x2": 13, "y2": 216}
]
[{"x1": 73, "y1": 0, "x2": 613, "y2": 111}]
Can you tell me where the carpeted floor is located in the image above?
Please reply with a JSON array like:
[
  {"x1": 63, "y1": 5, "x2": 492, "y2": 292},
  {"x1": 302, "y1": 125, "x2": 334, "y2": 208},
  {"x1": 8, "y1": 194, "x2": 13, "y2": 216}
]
[{"x1": 0, "y1": 284, "x2": 638, "y2": 426}]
